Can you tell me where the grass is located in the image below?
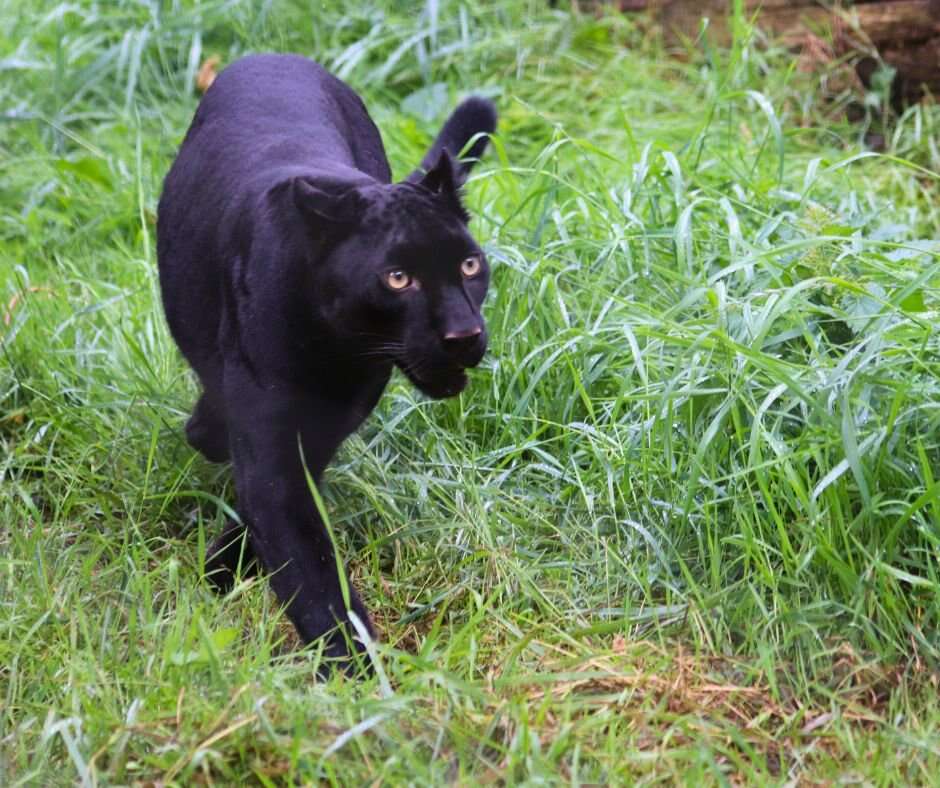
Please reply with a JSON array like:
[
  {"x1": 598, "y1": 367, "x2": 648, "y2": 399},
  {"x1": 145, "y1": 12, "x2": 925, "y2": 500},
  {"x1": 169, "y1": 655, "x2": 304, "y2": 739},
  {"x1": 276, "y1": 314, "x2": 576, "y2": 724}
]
[{"x1": 2, "y1": 0, "x2": 940, "y2": 783}]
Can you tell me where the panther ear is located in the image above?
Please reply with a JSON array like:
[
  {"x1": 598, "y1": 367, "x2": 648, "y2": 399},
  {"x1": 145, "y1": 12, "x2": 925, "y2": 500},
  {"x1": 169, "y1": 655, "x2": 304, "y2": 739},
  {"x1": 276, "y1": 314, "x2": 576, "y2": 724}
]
[
  {"x1": 416, "y1": 151, "x2": 469, "y2": 222},
  {"x1": 289, "y1": 177, "x2": 366, "y2": 225},
  {"x1": 418, "y1": 150, "x2": 459, "y2": 195}
]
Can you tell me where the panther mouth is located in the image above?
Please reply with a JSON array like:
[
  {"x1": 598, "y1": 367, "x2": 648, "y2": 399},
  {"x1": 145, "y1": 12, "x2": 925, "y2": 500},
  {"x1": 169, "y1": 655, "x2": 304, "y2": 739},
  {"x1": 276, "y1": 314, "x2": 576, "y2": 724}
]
[{"x1": 398, "y1": 360, "x2": 469, "y2": 399}]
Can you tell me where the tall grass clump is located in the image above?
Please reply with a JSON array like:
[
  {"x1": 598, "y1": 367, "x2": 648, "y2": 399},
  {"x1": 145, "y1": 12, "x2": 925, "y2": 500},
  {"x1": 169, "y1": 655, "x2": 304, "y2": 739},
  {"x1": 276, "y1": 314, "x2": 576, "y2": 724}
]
[{"x1": 2, "y1": 0, "x2": 939, "y2": 783}]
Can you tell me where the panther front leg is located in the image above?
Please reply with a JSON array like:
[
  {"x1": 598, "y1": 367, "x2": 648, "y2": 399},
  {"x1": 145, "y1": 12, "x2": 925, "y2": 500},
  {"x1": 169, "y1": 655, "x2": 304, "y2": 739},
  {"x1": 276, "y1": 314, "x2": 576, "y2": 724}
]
[{"x1": 222, "y1": 363, "x2": 374, "y2": 667}]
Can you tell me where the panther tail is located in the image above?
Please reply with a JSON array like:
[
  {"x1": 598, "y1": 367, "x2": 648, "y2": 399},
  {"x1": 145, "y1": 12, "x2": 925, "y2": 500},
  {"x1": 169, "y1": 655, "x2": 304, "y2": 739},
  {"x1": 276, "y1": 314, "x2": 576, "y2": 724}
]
[{"x1": 407, "y1": 96, "x2": 497, "y2": 184}]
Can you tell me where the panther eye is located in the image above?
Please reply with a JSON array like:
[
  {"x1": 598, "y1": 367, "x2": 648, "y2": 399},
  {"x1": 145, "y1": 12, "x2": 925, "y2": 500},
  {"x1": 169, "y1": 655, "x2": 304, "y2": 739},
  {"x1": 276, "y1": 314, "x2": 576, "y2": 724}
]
[
  {"x1": 460, "y1": 256, "x2": 482, "y2": 278},
  {"x1": 385, "y1": 270, "x2": 413, "y2": 291}
]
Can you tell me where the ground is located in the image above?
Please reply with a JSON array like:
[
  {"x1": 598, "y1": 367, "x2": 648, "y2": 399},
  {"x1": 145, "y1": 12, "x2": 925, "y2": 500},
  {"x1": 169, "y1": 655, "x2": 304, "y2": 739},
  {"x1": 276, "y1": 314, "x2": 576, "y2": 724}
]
[{"x1": 2, "y1": 1, "x2": 940, "y2": 784}]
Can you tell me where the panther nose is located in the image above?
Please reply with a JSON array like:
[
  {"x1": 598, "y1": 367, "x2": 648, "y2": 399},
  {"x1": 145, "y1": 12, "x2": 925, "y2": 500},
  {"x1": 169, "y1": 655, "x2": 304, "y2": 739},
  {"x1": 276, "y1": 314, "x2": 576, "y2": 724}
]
[
  {"x1": 443, "y1": 326, "x2": 482, "y2": 342},
  {"x1": 442, "y1": 325, "x2": 485, "y2": 364}
]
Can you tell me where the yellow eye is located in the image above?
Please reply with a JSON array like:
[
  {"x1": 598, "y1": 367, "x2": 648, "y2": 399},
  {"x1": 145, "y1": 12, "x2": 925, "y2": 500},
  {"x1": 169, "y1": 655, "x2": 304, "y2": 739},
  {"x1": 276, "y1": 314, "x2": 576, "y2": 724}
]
[
  {"x1": 460, "y1": 256, "x2": 482, "y2": 278},
  {"x1": 385, "y1": 270, "x2": 413, "y2": 290}
]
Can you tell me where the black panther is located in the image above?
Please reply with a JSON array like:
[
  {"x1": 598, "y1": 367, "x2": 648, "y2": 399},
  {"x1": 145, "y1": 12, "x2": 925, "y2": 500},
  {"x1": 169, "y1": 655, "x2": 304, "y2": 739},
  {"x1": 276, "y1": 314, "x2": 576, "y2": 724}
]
[{"x1": 157, "y1": 53, "x2": 496, "y2": 668}]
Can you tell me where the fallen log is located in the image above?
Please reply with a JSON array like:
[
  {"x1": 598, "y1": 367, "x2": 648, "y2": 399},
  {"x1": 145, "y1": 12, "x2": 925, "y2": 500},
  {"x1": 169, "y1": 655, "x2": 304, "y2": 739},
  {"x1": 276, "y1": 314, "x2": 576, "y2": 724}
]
[
  {"x1": 598, "y1": 0, "x2": 940, "y2": 104},
  {"x1": 657, "y1": 0, "x2": 940, "y2": 45}
]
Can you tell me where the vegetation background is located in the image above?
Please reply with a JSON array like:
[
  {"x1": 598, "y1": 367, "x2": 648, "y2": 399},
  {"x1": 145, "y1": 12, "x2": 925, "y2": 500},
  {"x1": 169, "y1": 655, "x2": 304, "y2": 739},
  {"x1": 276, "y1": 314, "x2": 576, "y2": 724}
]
[{"x1": 2, "y1": 0, "x2": 939, "y2": 783}]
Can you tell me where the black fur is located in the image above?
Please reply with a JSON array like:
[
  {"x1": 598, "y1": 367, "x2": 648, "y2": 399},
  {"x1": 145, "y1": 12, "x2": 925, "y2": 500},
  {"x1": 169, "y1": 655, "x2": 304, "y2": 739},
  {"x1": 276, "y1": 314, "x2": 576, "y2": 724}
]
[{"x1": 156, "y1": 54, "x2": 496, "y2": 669}]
